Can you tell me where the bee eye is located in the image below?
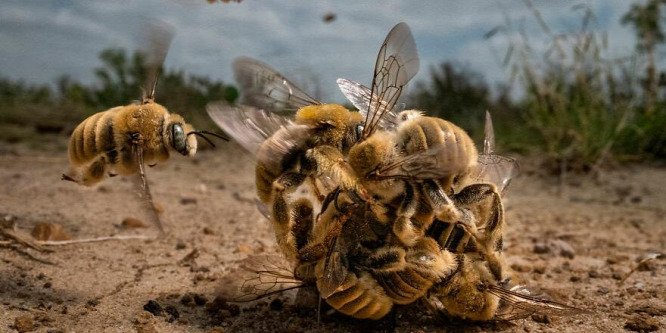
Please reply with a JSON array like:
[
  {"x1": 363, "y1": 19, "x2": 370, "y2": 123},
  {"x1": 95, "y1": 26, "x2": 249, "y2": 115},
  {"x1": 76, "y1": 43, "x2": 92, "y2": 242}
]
[
  {"x1": 171, "y1": 123, "x2": 187, "y2": 155},
  {"x1": 355, "y1": 124, "x2": 364, "y2": 139}
]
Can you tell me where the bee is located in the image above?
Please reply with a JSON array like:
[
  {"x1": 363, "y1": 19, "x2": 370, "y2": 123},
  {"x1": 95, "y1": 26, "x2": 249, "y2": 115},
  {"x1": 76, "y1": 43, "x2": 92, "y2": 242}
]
[
  {"x1": 62, "y1": 22, "x2": 226, "y2": 234},
  {"x1": 207, "y1": 23, "x2": 419, "y2": 260}
]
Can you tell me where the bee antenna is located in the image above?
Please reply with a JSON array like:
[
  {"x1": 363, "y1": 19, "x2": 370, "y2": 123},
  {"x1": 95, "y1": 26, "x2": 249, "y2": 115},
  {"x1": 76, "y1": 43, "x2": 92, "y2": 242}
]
[
  {"x1": 150, "y1": 70, "x2": 161, "y2": 100},
  {"x1": 187, "y1": 130, "x2": 229, "y2": 148}
]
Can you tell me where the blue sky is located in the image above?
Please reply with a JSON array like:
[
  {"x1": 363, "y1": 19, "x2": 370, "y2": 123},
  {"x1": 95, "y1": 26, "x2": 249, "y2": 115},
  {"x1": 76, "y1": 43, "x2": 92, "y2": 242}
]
[{"x1": 0, "y1": 0, "x2": 638, "y2": 103}]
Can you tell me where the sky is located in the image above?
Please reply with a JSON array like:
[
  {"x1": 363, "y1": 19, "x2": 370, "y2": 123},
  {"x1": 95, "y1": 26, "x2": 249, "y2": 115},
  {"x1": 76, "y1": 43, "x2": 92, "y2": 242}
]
[{"x1": 0, "y1": 0, "x2": 640, "y2": 103}]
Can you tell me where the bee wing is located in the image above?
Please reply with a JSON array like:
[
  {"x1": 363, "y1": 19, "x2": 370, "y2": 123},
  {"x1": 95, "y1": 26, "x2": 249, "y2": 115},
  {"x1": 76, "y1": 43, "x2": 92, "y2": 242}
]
[
  {"x1": 218, "y1": 255, "x2": 306, "y2": 302},
  {"x1": 472, "y1": 111, "x2": 520, "y2": 193},
  {"x1": 233, "y1": 57, "x2": 321, "y2": 112},
  {"x1": 318, "y1": 237, "x2": 349, "y2": 299},
  {"x1": 140, "y1": 21, "x2": 175, "y2": 102},
  {"x1": 362, "y1": 22, "x2": 419, "y2": 139},
  {"x1": 206, "y1": 102, "x2": 302, "y2": 154},
  {"x1": 375, "y1": 143, "x2": 471, "y2": 180},
  {"x1": 132, "y1": 145, "x2": 164, "y2": 235},
  {"x1": 337, "y1": 78, "x2": 399, "y2": 130},
  {"x1": 488, "y1": 284, "x2": 590, "y2": 321}
]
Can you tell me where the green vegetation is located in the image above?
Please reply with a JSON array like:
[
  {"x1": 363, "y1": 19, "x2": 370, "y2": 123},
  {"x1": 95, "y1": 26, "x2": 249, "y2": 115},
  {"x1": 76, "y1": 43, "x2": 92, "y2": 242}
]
[
  {"x1": 0, "y1": 48, "x2": 237, "y2": 145},
  {"x1": 411, "y1": 1, "x2": 666, "y2": 170},
  {"x1": 0, "y1": 0, "x2": 664, "y2": 167}
]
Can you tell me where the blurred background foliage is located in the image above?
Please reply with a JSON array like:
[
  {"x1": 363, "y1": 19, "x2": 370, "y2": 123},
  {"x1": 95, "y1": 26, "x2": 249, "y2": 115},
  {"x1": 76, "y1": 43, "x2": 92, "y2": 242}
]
[{"x1": 0, "y1": 0, "x2": 664, "y2": 171}]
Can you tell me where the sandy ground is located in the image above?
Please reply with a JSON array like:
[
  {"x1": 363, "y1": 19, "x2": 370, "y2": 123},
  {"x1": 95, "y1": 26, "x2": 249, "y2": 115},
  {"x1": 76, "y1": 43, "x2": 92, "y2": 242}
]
[{"x1": 0, "y1": 140, "x2": 664, "y2": 333}]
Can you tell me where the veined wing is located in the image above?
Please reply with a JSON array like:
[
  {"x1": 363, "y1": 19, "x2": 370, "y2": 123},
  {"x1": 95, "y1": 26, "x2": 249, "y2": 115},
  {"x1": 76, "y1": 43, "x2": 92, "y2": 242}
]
[
  {"x1": 472, "y1": 111, "x2": 519, "y2": 194},
  {"x1": 337, "y1": 78, "x2": 399, "y2": 130},
  {"x1": 489, "y1": 284, "x2": 590, "y2": 321},
  {"x1": 234, "y1": 57, "x2": 320, "y2": 113},
  {"x1": 361, "y1": 22, "x2": 419, "y2": 139}
]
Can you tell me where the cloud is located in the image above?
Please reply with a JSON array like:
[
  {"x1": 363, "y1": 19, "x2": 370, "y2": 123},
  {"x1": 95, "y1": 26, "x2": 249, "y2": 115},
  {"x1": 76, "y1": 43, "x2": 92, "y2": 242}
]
[{"x1": 0, "y1": 0, "x2": 644, "y2": 104}]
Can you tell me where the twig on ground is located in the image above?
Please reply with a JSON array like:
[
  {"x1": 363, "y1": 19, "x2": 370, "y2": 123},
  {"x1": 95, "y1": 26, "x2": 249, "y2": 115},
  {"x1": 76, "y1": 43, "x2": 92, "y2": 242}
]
[
  {"x1": 0, "y1": 227, "x2": 52, "y2": 253},
  {"x1": 38, "y1": 234, "x2": 156, "y2": 246},
  {"x1": 619, "y1": 253, "x2": 661, "y2": 284}
]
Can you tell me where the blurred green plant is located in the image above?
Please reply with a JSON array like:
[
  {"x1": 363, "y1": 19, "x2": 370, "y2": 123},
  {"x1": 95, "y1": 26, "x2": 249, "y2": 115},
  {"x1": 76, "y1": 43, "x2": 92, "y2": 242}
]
[{"x1": 0, "y1": 47, "x2": 237, "y2": 143}]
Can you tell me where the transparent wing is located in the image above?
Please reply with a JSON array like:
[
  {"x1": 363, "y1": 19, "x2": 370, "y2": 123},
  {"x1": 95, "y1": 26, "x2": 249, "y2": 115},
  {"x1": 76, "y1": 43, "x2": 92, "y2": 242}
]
[
  {"x1": 472, "y1": 111, "x2": 520, "y2": 193},
  {"x1": 206, "y1": 102, "x2": 300, "y2": 154},
  {"x1": 217, "y1": 255, "x2": 306, "y2": 302},
  {"x1": 337, "y1": 78, "x2": 399, "y2": 130},
  {"x1": 362, "y1": 22, "x2": 419, "y2": 139},
  {"x1": 488, "y1": 285, "x2": 589, "y2": 321},
  {"x1": 373, "y1": 143, "x2": 470, "y2": 180},
  {"x1": 318, "y1": 238, "x2": 349, "y2": 299},
  {"x1": 133, "y1": 145, "x2": 164, "y2": 235},
  {"x1": 140, "y1": 21, "x2": 175, "y2": 102},
  {"x1": 233, "y1": 57, "x2": 321, "y2": 112}
]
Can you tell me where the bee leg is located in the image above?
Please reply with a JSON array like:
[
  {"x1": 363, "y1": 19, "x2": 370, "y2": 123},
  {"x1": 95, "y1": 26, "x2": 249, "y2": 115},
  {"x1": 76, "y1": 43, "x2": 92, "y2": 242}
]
[
  {"x1": 81, "y1": 156, "x2": 108, "y2": 186},
  {"x1": 391, "y1": 182, "x2": 421, "y2": 246},
  {"x1": 61, "y1": 173, "x2": 79, "y2": 183},
  {"x1": 453, "y1": 184, "x2": 504, "y2": 252},
  {"x1": 365, "y1": 246, "x2": 407, "y2": 273},
  {"x1": 454, "y1": 184, "x2": 505, "y2": 280},
  {"x1": 306, "y1": 145, "x2": 360, "y2": 194},
  {"x1": 422, "y1": 180, "x2": 463, "y2": 223},
  {"x1": 271, "y1": 172, "x2": 308, "y2": 261}
]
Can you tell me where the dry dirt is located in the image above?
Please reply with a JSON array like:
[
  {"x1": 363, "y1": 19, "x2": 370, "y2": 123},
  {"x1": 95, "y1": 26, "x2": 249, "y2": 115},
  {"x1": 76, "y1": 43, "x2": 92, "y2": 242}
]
[{"x1": 0, "y1": 141, "x2": 665, "y2": 333}]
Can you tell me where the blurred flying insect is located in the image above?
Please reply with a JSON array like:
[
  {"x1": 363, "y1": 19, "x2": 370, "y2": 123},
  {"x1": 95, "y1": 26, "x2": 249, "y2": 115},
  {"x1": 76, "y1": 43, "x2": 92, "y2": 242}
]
[{"x1": 62, "y1": 22, "x2": 226, "y2": 234}]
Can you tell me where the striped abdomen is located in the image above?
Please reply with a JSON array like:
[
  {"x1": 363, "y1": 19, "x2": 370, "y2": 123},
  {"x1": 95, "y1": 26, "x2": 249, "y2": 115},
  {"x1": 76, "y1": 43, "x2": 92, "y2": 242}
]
[
  {"x1": 68, "y1": 107, "x2": 122, "y2": 168},
  {"x1": 318, "y1": 270, "x2": 393, "y2": 320}
]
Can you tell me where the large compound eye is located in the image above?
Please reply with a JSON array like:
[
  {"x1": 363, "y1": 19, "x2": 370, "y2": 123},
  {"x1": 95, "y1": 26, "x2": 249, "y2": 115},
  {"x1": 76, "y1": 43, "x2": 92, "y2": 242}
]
[
  {"x1": 355, "y1": 124, "x2": 364, "y2": 140},
  {"x1": 171, "y1": 123, "x2": 187, "y2": 155}
]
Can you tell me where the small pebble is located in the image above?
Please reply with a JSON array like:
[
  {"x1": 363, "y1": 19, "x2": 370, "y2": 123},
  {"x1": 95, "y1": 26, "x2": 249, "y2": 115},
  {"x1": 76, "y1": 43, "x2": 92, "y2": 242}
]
[
  {"x1": 14, "y1": 315, "x2": 34, "y2": 333},
  {"x1": 533, "y1": 243, "x2": 550, "y2": 254},
  {"x1": 203, "y1": 227, "x2": 215, "y2": 235},
  {"x1": 31, "y1": 222, "x2": 71, "y2": 241},
  {"x1": 121, "y1": 217, "x2": 147, "y2": 229},
  {"x1": 624, "y1": 313, "x2": 659, "y2": 332},
  {"x1": 176, "y1": 241, "x2": 187, "y2": 250},
  {"x1": 164, "y1": 305, "x2": 180, "y2": 323},
  {"x1": 236, "y1": 243, "x2": 253, "y2": 255},
  {"x1": 269, "y1": 298, "x2": 284, "y2": 311},
  {"x1": 194, "y1": 294, "x2": 208, "y2": 306},
  {"x1": 143, "y1": 300, "x2": 164, "y2": 317},
  {"x1": 180, "y1": 197, "x2": 197, "y2": 205}
]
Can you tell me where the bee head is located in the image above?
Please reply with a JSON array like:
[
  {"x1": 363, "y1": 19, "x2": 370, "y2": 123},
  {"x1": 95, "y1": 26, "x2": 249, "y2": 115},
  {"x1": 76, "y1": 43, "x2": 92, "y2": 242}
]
[
  {"x1": 296, "y1": 104, "x2": 363, "y2": 149},
  {"x1": 167, "y1": 118, "x2": 197, "y2": 156},
  {"x1": 430, "y1": 254, "x2": 501, "y2": 321},
  {"x1": 166, "y1": 114, "x2": 228, "y2": 156}
]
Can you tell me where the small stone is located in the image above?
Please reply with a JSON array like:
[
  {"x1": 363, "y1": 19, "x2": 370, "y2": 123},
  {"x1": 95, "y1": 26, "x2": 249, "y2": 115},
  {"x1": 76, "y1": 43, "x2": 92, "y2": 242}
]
[
  {"x1": 533, "y1": 243, "x2": 550, "y2": 254},
  {"x1": 624, "y1": 313, "x2": 659, "y2": 332},
  {"x1": 180, "y1": 294, "x2": 194, "y2": 306},
  {"x1": 597, "y1": 287, "x2": 610, "y2": 295},
  {"x1": 203, "y1": 227, "x2": 215, "y2": 235},
  {"x1": 121, "y1": 217, "x2": 147, "y2": 228},
  {"x1": 180, "y1": 197, "x2": 197, "y2": 205},
  {"x1": 612, "y1": 272, "x2": 624, "y2": 280},
  {"x1": 236, "y1": 243, "x2": 253, "y2": 255},
  {"x1": 588, "y1": 270, "x2": 599, "y2": 278},
  {"x1": 570, "y1": 276, "x2": 581, "y2": 282},
  {"x1": 31, "y1": 222, "x2": 71, "y2": 241},
  {"x1": 176, "y1": 241, "x2": 187, "y2": 250},
  {"x1": 164, "y1": 305, "x2": 179, "y2": 323},
  {"x1": 87, "y1": 299, "x2": 100, "y2": 307},
  {"x1": 153, "y1": 202, "x2": 165, "y2": 214},
  {"x1": 14, "y1": 315, "x2": 35, "y2": 332},
  {"x1": 143, "y1": 300, "x2": 164, "y2": 316},
  {"x1": 533, "y1": 266, "x2": 546, "y2": 274},
  {"x1": 43, "y1": 282, "x2": 52, "y2": 289},
  {"x1": 37, "y1": 273, "x2": 46, "y2": 280},
  {"x1": 194, "y1": 294, "x2": 208, "y2": 306},
  {"x1": 1, "y1": 213, "x2": 18, "y2": 229},
  {"x1": 269, "y1": 298, "x2": 284, "y2": 311},
  {"x1": 551, "y1": 240, "x2": 575, "y2": 258}
]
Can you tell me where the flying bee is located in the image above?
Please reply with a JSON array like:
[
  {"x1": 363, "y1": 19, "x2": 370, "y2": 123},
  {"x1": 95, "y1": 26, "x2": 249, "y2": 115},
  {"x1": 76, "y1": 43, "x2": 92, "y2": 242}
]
[{"x1": 62, "y1": 22, "x2": 226, "y2": 234}]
